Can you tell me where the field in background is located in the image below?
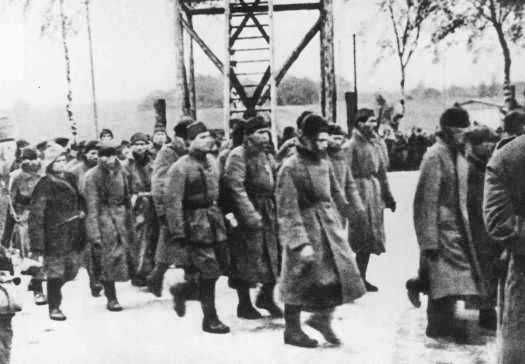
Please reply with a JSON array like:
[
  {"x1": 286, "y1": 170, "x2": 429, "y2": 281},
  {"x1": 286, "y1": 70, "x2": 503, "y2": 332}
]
[{"x1": 9, "y1": 96, "x2": 486, "y2": 143}]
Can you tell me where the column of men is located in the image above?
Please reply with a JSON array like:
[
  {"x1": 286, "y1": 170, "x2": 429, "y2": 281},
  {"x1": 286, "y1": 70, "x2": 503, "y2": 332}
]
[{"x1": 0, "y1": 110, "x2": 398, "y2": 349}]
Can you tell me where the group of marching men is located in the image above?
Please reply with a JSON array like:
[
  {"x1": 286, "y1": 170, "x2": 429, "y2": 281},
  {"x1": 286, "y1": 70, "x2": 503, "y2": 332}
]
[{"x1": 2, "y1": 103, "x2": 524, "y2": 357}]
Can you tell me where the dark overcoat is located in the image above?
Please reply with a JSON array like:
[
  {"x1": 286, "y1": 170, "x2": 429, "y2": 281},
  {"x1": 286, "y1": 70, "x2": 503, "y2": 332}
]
[
  {"x1": 84, "y1": 162, "x2": 133, "y2": 282},
  {"x1": 484, "y1": 135, "x2": 525, "y2": 364},
  {"x1": 28, "y1": 172, "x2": 85, "y2": 281},
  {"x1": 345, "y1": 130, "x2": 394, "y2": 255},
  {"x1": 276, "y1": 144, "x2": 365, "y2": 309},
  {"x1": 414, "y1": 137, "x2": 484, "y2": 300},
  {"x1": 223, "y1": 141, "x2": 280, "y2": 285}
]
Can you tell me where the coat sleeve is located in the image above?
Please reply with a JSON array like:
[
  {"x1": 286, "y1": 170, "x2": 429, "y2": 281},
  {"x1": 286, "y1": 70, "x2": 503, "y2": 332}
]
[
  {"x1": 164, "y1": 161, "x2": 186, "y2": 239},
  {"x1": 223, "y1": 151, "x2": 261, "y2": 227},
  {"x1": 483, "y1": 156, "x2": 519, "y2": 245},
  {"x1": 84, "y1": 173, "x2": 102, "y2": 244},
  {"x1": 329, "y1": 162, "x2": 350, "y2": 217},
  {"x1": 151, "y1": 148, "x2": 176, "y2": 217},
  {"x1": 276, "y1": 162, "x2": 310, "y2": 250},
  {"x1": 377, "y1": 147, "x2": 395, "y2": 206},
  {"x1": 413, "y1": 153, "x2": 441, "y2": 251},
  {"x1": 28, "y1": 179, "x2": 47, "y2": 254},
  {"x1": 343, "y1": 147, "x2": 365, "y2": 212}
]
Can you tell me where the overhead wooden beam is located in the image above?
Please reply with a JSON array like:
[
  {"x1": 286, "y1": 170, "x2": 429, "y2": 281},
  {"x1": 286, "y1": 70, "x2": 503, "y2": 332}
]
[
  {"x1": 238, "y1": 0, "x2": 269, "y2": 43},
  {"x1": 181, "y1": 17, "x2": 223, "y2": 71},
  {"x1": 259, "y1": 17, "x2": 321, "y2": 105},
  {"x1": 188, "y1": 3, "x2": 321, "y2": 15}
]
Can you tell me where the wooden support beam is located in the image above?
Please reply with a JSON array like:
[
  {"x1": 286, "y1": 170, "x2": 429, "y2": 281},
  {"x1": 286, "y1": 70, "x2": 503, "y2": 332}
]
[
  {"x1": 250, "y1": 66, "x2": 271, "y2": 108},
  {"x1": 174, "y1": 0, "x2": 191, "y2": 118},
  {"x1": 180, "y1": 17, "x2": 223, "y2": 71},
  {"x1": 259, "y1": 17, "x2": 321, "y2": 105},
  {"x1": 320, "y1": 0, "x2": 336, "y2": 124},
  {"x1": 188, "y1": 13, "x2": 197, "y2": 120},
  {"x1": 188, "y1": 3, "x2": 321, "y2": 15},
  {"x1": 238, "y1": 0, "x2": 269, "y2": 43},
  {"x1": 269, "y1": 0, "x2": 278, "y2": 149},
  {"x1": 224, "y1": 0, "x2": 231, "y2": 136}
]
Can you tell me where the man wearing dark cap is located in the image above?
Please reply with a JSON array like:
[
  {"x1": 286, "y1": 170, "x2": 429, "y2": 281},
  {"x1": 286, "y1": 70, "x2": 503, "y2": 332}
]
[
  {"x1": 223, "y1": 116, "x2": 282, "y2": 320},
  {"x1": 146, "y1": 117, "x2": 192, "y2": 296},
  {"x1": 495, "y1": 109, "x2": 525, "y2": 151},
  {"x1": 276, "y1": 110, "x2": 312, "y2": 163},
  {"x1": 151, "y1": 126, "x2": 168, "y2": 160},
  {"x1": 484, "y1": 113, "x2": 525, "y2": 363},
  {"x1": 412, "y1": 107, "x2": 483, "y2": 340},
  {"x1": 125, "y1": 132, "x2": 157, "y2": 287},
  {"x1": 276, "y1": 113, "x2": 365, "y2": 348},
  {"x1": 346, "y1": 109, "x2": 396, "y2": 293},
  {"x1": 164, "y1": 121, "x2": 230, "y2": 334},
  {"x1": 84, "y1": 143, "x2": 134, "y2": 311},
  {"x1": 68, "y1": 140, "x2": 103, "y2": 297}
]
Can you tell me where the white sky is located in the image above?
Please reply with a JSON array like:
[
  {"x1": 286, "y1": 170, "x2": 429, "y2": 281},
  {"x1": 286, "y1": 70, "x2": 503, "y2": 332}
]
[{"x1": 0, "y1": 0, "x2": 523, "y2": 109}]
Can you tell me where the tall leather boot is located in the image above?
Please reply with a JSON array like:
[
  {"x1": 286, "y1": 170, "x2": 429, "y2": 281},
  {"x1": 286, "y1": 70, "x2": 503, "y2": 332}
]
[
  {"x1": 103, "y1": 281, "x2": 122, "y2": 312},
  {"x1": 356, "y1": 253, "x2": 378, "y2": 292},
  {"x1": 284, "y1": 304, "x2": 318, "y2": 348},
  {"x1": 255, "y1": 283, "x2": 283, "y2": 318},
  {"x1": 146, "y1": 263, "x2": 169, "y2": 297},
  {"x1": 200, "y1": 278, "x2": 229, "y2": 334},
  {"x1": 426, "y1": 297, "x2": 462, "y2": 339},
  {"x1": 47, "y1": 279, "x2": 66, "y2": 321},
  {"x1": 306, "y1": 308, "x2": 340, "y2": 346},
  {"x1": 236, "y1": 286, "x2": 262, "y2": 320}
]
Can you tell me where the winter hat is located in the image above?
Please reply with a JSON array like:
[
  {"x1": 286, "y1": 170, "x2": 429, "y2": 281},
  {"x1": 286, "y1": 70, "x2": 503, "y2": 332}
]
[
  {"x1": 186, "y1": 121, "x2": 208, "y2": 141},
  {"x1": 328, "y1": 124, "x2": 345, "y2": 136},
  {"x1": 16, "y1": 139, "x2": 30, "y2": 150},
  {"x1": 21, "y1": 147, "x2": 38, "y2": 161},
  {"x1": 54, "y1": 137, "x2": 70, "y2": 148},
  {"x1": 439, "y1": 107, "x2": 470, "y2": 129},
  {"x1": 130, "y1": 132, "x2": 149, "y2": 144},
  {"x1": 35, "y1": 140, "x2": 48, "y2": 152},
  {"x1": 99, "y1": 128, "x2": 114, "y2": 139},
  {"x1": 354, "y1": 108, "x2": 375, "y2": 126},
  {"x1": 174, "y1": 116, "x2": 195, "y2": 140},
  {"x1": 300, "y1": 114, "x2": 329, "y2": 139},
  {"x1": 98, "y1": 142, "x2": 119, "y2": 157},
  {"x1": 244, "y1": 115, "x2": 270, "y2": 135},
  {"x1": 296, "y1": 111, "x2": 313, "y2": 129},
  {"x1": 83, "y1": 140, "x2": 100, "y2": 154}
]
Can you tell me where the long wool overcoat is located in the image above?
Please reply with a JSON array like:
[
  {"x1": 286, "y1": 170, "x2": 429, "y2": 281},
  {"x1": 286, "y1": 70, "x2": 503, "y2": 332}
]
[
  {"x1": 28, "y1": 172, "x2": 85, "y2": 281},
  {"x1": 84, "y1": 162, "x2": 134, "y2": 282},
  {"x1": 484, "y1": 135, "x2": 525, "y2": 364},
  {"x1": 345, "y1": 130, "x2": 394, "y2": 255},
  {"x1": 414, "y1": 137, "x2": 484, "y2": 301},
  {"x1": 276, "y1": 144, "x2": 365, "y2": 309},
  {"x1": 223, "y1": 141, "x2": 280, "y2": 286}
]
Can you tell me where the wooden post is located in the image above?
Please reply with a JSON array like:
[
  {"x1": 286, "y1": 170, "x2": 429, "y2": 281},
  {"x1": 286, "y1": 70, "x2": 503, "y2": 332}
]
[
  {"x1": 223, "y1": 0, "x2": 231, "y2": 138},
  {"x1": 174, "y1": 0, "x2": 190, "y2": 118},
  {"x1": 269, "y1": 0, "x2": 278, "y2": 149},
  {"x1": 319, "y1": 0, "x2": 336, "y2": 124},
  {"x1": 84, "y1": 0, "x2": 99, "y2": 138},
  {"x1": 188, "y1": 13, "x2": 197, "y2": 120}
]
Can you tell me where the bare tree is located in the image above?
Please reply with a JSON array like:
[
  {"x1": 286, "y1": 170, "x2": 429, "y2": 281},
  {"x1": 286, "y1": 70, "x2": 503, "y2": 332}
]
[
  {"x1": 432, "y1": 0, "x2": 524, "y2": 86},
  {"x1": 377, "y1": 0, "x2": 438, "y2": 101}
]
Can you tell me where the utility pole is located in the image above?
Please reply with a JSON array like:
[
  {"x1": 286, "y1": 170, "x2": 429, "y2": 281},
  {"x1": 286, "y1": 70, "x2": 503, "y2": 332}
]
[{"x1": 85, "y1": 0, "x2": 99, "y2": 137}]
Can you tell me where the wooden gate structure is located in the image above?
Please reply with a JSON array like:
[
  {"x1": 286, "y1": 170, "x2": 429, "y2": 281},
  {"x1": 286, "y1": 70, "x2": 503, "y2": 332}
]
[{"x1": 173, "y1": 0, "x2": 337, "y2": 142}]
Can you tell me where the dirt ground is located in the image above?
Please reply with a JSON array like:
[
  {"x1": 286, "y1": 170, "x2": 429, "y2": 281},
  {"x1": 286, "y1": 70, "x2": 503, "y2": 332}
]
[{"x1": 8, "y1": 172, "x2": 496, "y2": 364}]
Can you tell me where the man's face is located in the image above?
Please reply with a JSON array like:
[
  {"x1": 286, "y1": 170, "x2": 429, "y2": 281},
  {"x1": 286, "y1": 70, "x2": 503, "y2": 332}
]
[
  {"x1": 329, "y1": 134, "x2": 345, "y2": 149},
  {"x1": 358, "y1": 116, "x2": 377, "y2": 137},
  {"x1": 152, "y1": 132, "x2": 167, "y2": 145},
  {"x1": 449, "y1": 126, "x2": 468, "y2": 145},
  {"x1": 101, "y1": 134, "x2": 113, "y2": 143},
  {"x1": 99, "y1": 155, "x2": 117, "y2": 168},
  {"x1": 132, "y1": 141, "x2": 148, "y2": 156},
  {"x1": 249, "y1": 128, "x2": 270, "y2": 146},
  {"x1": 85, "y1": 149, "x2": 99, "y2": 164},
  {"x1": 52, "y1": 155, "x2": 67, "y2": 173},
  {"x1": 190, "y1": 131, "x2": 215, "y2": 152},
  {"x1": 315, "y1": 132, "x2": 329, "y2": 153}
]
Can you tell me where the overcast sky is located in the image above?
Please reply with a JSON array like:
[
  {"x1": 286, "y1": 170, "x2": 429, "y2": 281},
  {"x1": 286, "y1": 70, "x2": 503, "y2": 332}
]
[{"x1": 0, "y1": 0, "x2": 523, "y2": 109}]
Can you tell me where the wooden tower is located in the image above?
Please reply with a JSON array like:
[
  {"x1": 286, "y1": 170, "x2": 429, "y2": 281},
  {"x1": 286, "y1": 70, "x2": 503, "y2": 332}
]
[{"x1": 173, "y1": 0, "x2": 337, "y2": 143}]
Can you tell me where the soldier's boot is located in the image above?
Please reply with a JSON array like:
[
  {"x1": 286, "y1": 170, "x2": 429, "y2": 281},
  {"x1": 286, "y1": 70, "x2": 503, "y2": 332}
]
[
  {"x1": 200, "y1": 279, "x2": 230, "y2": 334},
  {"x1": 284, "y1": 304, "x2": 318, "y2": 348},
  {"x1": 405, "y1": 278, "x2": 422, "y2": 308},
  {"x1": 236, "y1": 286, "x2": 262, "y2": 320},
  {"x1": 29, "y1": 279, "x2": 48, "y2": 306},
  {"x1": 479, "y1": 308, "x2": 497, "y2": 331},
  {"x1": 88, "y1": 247, "x2": 104, "y2": 297},
  {"x1": 146, "y1": 263, "x2": 169, "y2": 297},
  {"x1": 47, "y1": 279, "x2": 66, "y2": 321},
  {"x1": 305, "y1": 309, "x2": 340, "y2": 346},
  {"x1": 426, "y1": 297, "x2": 459, "y2": 339},
  {"x1": 184, "y1": 271, "x2": 200, "y2": 301},
  {"x1": 103, "y1": 281, "x2": 123, "y2": 312},
  {"x1": 170, "y1": 282, "x2": 190, "y2": 317},
  {"x1": 255, "y1": 283, "x2": 283, "y2": 318}
]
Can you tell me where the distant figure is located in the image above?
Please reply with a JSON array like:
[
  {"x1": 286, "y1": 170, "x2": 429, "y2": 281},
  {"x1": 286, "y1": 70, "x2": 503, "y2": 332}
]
[
  {"x1": 99, "y1": 128, "x2": 114, "y2": 143},
  {"x1": 280, "y1": 126, "x2": 296, "y2": 148}
]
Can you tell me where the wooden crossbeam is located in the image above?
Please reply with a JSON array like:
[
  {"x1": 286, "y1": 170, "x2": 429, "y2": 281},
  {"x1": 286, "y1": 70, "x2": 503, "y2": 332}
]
[
  {"x1": 188, "y1": 2, "x2": 320, "y2": 15},
  {"x1": 238, "y1": 0, "x2": 269, "y2": 43},
  {"x1": 250, "y1": 66, "x2": 271, "y2": 108},
  {"x1": 229, "y1": 0, "x2": 260, "y2": 47},
  {"x1": 259, "y1": 17, "x2": 321, "y2": 105}
]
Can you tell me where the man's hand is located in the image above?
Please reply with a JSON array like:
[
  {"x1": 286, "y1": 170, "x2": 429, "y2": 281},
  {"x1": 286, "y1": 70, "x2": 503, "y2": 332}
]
[{"x1": 299, "y1": 245, "x2": 315, "y2": 263}]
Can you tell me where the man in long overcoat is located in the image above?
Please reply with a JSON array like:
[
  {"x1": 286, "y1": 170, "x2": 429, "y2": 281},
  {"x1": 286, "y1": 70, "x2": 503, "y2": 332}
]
[
  {"x1": 276, "y1": 113, "x2": 365, "y2": 348},
  {"x1": 125, "y1": 132, "x2": 157, "y2": 287},
  {"x1": 146, "y1": 118, "x2": 191, "y2": 296},
  {"x1": 29, "y1": 153, "x2": 86, "y2": 321},
  {"x1": 84, "y1": 144, "x2": 134, "y2": 312},
  {"x1": 484, "y1": 131, "x2": 525, "y2": 363},
  {"x1": 165, "y1": 121, "x2": 230, "y2": 334},
  {"x1": 345, "y1": 109, "x2": 396, "y2": 292},
  {"x1": 413, "y1": 107, "x2": 484, "y2": 339},
  {"x1": 223, "y1": 116, "x2": 282, "y2": 319}
]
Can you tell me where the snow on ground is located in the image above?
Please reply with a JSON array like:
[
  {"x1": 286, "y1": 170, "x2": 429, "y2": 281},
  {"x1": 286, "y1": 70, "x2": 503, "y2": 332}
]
[{"x1": 9, "y1": 172, "x2": 496, "y2": 364}]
